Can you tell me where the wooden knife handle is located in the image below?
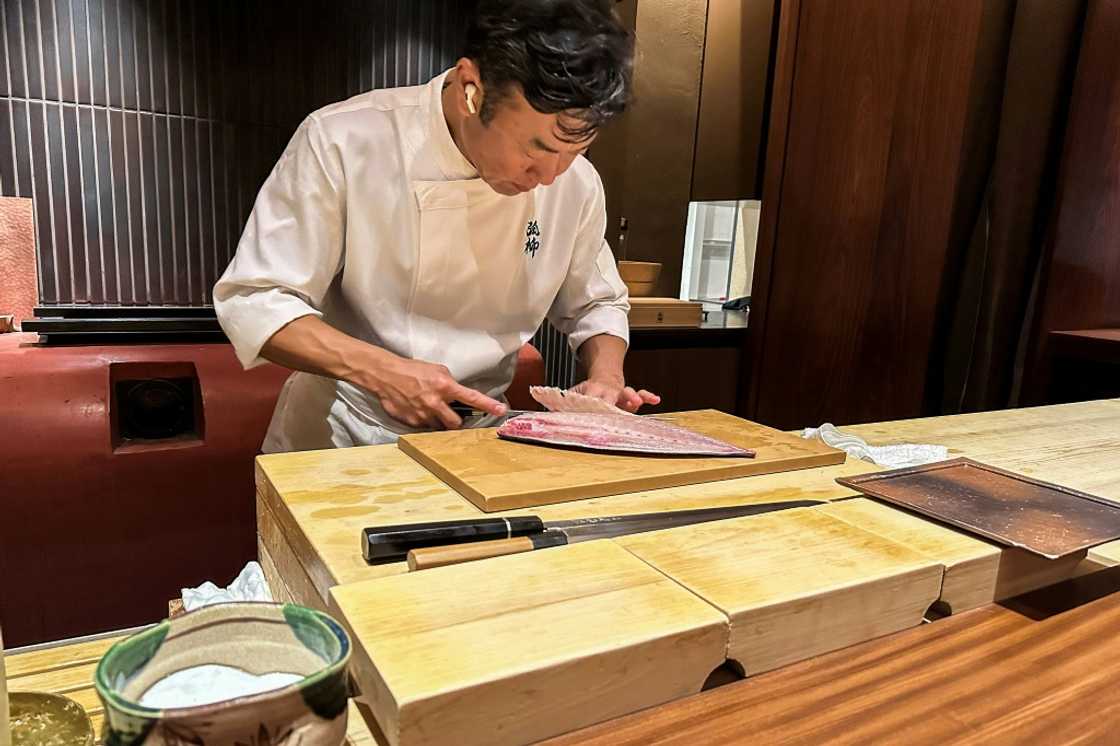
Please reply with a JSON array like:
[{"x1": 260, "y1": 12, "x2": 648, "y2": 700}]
[{"x1": 407, "y1": 533, "x2": 567, "y2": 571}]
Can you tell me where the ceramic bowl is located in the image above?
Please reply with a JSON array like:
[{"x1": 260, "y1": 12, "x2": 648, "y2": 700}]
[
  {"x1": 94, "y1": 602, "x2": 351, "y2": 746},
  {"x1": 7, "y1": 692, "x2": 95, "y2": 746}
]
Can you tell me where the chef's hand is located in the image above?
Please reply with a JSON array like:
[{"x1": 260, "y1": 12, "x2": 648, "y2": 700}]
[
  {"x1": 571, "y1": 376, "x2": 661, "y2": 413},
  {"x1": 370, "y1": 355, "x2": 507, "y2": 429}
]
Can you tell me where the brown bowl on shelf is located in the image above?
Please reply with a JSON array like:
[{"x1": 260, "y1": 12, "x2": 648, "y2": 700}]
[
  {"x1": 618, "y1": 261, "x2": 662, "y2": 297},
  {"x1": 623, "y1": 280, "x2": 657, "y2": 296}
]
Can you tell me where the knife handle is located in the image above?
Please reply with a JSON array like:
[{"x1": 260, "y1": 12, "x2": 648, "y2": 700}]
[
  {"x1": 407, "y1": 532, "x2": 568, "y2": 571},
  {"x1": 362, "y1": 516, "x2": 544, "y2": 563}
]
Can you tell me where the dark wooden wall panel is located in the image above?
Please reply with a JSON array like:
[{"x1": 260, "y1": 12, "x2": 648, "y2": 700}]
[
  {"x1": 0, "y1": 0, "x2": 476, "y2": 307},
  {"x1": 747, "y1": 0, "x2": 1013, "y2": 429},
  {"x1": 1023, "y1": 0, "x2": 1120, "y2": 401},
  {"x1": 690, "y1": 0, "x2": 776, "y2": 201}
]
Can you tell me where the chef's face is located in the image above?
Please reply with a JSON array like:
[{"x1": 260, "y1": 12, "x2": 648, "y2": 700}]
[{"x1": 462, "y1": 84, "x2": 597, "y2": 196}]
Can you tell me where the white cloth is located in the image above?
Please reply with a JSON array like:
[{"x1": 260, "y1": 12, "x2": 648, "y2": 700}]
[
  {"x1": 801, "y1": 423, "x2": 949, "y2": 470},
  {"x1": 139, "y1": 666, "x2": 302, "y2": 708},
  {"x1": 181, "y1": 562, "x2": 273, "y2": 612},
  {"x1": 214, "y1": 70, "x2": 630, "y2": 452}
]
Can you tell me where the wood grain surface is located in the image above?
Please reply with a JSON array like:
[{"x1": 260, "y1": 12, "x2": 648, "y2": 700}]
[
  {"x1": 328, "y1": 540, "x2": 728, "y2": 746},
  {"x1": 745, "y1": 0, "x2": 1015, "y2": 428},
  {"x1": 839, "y1": 399, "x2": 1120, "y2": 501},
  {"x1": 819, "y1": 497, "x2": 1087, "y2": 612},
  {"x1": 547, "y1": 566, "x2": 1120, "y2": 745},
  {"x1": 1023, "y1": 0, "x2": 1120, "y2": 402},
  {"x1": 618, "y1": 508, "x2": 943, "y2": 674},
  {"x1": 255, "y1": 441, "x2": 872, "y2": 604},
  {"x1": 255, "y1": 399, "x2": 1120, "y2": 609}
]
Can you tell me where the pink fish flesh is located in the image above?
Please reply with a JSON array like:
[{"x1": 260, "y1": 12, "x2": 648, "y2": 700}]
[
  {"x1": 529, "y1": 386, "x2": 630, "y2": 415},
  {"x1": 497, "y1": 411, "x2": 756, "y2": 457}
]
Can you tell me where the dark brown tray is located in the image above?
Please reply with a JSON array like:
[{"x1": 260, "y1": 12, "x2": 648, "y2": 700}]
[{"x1": 836, "y1": 457, "x2": 1120, "y2": 559}]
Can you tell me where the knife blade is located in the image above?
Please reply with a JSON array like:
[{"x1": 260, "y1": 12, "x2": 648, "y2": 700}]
[
  {"x1": 362, "y1": 500, "x2": 822, "y2": 564},
  {"x1": 405, "y1": 499, "x2": 823, "y2": 570},
  {"x1": 448, "y1": 401, "x2": 531, "y2": 419}
]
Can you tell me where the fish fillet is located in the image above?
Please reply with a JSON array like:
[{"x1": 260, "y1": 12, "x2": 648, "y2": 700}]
[
  {"x1": 529, "y1": 386, "x2": 631, "y2": 415},
  {"x1": 497, "y1": 411, "x2": 755, "y2": 457}
]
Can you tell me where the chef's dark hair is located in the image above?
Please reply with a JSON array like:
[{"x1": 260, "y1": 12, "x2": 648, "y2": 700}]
[{"x1": 463, "y1": 0, "x2": 633, "y2": 142}]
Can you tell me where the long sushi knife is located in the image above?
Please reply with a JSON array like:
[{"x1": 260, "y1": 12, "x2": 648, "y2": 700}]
[{"x1": 360, "y1": 500, "x2": 823, "y2": 571}]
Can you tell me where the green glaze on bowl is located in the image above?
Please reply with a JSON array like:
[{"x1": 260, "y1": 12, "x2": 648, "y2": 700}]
[{"x1": 94, "y1": 602, "x2": 350, "y2": 746}]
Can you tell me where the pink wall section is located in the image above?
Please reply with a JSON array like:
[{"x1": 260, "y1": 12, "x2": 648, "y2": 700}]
[{"x1": 0, "y1": 197, "x2": 37, "y2": 325}]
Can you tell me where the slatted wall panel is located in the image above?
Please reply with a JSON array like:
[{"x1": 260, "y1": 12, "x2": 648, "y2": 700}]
[
  {"x1": 0, "y1": 0, "x2": 579, "y2": 384},
  {"x1": 532, "y1": 323, "x2": 579, "y2": 389},
  {"x1": 0, "y1": 0, "x2": 475, "y2": 306}
]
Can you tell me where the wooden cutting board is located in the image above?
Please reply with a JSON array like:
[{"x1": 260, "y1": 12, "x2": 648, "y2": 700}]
[
  {"x1": 328, "y1": 540, "x2": 728, "y2": 746},
  {"x1": 397, "y1": 409, "x2": 846, "y2": 512}
]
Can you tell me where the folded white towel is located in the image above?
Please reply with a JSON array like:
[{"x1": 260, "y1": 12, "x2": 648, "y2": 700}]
[
  {"x1": 181, "y1": 561, "x2": 273, "y2": 612},
  {"x1": 802, "y1": 423, "x2": 948, "y2": 470}
]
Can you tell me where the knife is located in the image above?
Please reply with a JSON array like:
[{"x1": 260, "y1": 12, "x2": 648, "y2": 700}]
[
  {"x1": 448, "y1": 402, "x2": 531, "y2": 419},
  {"x1": 406, "y1": 500, "x2": 823, "y2": 570},
  {"x1": 361, "y1": 500, "x2": 822, "y2": 566}
]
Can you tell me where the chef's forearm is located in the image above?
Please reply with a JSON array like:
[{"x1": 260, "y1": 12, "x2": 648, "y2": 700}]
[
  {"x1": 261, "y1": 315, "x2": 393, "y2": 389},
  {"x1": 577, "y1": 333, "x2": 628, "y2": 385},
  {"x1": 261, "y1": 314, "x2": 507, "y2": 423}
]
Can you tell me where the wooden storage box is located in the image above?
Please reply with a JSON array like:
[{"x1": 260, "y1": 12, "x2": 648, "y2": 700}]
[
  {"x1": 819, "y1": 498, "x2": 1089, "y2": 612},
  {"x1": 618, "y1": 507, "x2": 945, "y2": 675},
  {"x1": 329, "y1": 541, "x2": 729, "y2": 746},
  {"x1": 627, "y1": 297, "x2": 703, "y2": 328}
]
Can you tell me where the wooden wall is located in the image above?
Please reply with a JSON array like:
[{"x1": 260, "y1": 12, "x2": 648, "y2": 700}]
[
  {"x1": 745, "y1": 0, "x2": 1015, "y2": 429},
  {"x1": 1022, "y1": 0, "x2": 1120, "y2": 402}
]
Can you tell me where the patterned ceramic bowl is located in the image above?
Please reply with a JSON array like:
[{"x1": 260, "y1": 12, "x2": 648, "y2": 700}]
[{"x1": 94, "y1": 603, "x2": 350, "y2": 746}]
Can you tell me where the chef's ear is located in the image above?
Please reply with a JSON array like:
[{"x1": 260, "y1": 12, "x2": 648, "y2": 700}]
[{"x1": 465, "y1": 83, "x2": 479, "y2": 115}]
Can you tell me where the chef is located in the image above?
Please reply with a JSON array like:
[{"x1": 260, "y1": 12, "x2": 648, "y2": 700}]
[{"x1": 214, "y1": 0, "x2": 658, "y2": 453}]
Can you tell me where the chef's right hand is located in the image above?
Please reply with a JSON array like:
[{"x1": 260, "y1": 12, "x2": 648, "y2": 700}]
[{"x1": 369, "y1": 355, "x2": 507, "y2": 429}]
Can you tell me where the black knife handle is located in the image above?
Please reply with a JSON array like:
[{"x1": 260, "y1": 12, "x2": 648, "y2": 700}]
[{"x1": 362, "y1": 516, "x2": 545, "y2": 564}]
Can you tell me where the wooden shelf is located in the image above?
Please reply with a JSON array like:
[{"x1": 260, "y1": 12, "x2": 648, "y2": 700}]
[{"x1": 1050, "y1": 328, "x2": 1120, "y2": 363}]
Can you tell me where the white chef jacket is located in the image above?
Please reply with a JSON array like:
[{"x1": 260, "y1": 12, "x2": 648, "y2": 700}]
[{"x1": 213, "y1": 71, "x2": 630, "y2": 452}]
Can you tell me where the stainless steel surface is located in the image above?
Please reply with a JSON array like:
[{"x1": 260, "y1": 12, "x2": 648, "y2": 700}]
[
  {"x1": 452, "y1": 406, "x2": 531, "y2": 419},
  {"x1": 552, "y1": 500, "x2": 821, "y2": 542}
]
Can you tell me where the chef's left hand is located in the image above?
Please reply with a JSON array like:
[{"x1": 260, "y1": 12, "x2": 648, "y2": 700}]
[{"x1": 571, "y1": 376, "x2": 661, "y2": 413}]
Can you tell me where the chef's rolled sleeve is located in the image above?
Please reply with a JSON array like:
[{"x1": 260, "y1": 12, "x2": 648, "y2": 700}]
[
  {"x1": 548, "y1": 172, "x2": 630, "y2": 352},
  {"x1": 213, "y1": 115, "x2": 345, "y2": 369}
]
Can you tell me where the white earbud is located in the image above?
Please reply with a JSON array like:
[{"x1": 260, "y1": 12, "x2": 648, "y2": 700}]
[{"x1": 465, "y1": 84, "x2": 478, "y2": 115}]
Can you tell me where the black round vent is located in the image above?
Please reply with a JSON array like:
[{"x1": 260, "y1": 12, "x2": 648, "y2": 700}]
[{"x1": 120, "y1": 378, "x2": 194, "y2": 440}]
